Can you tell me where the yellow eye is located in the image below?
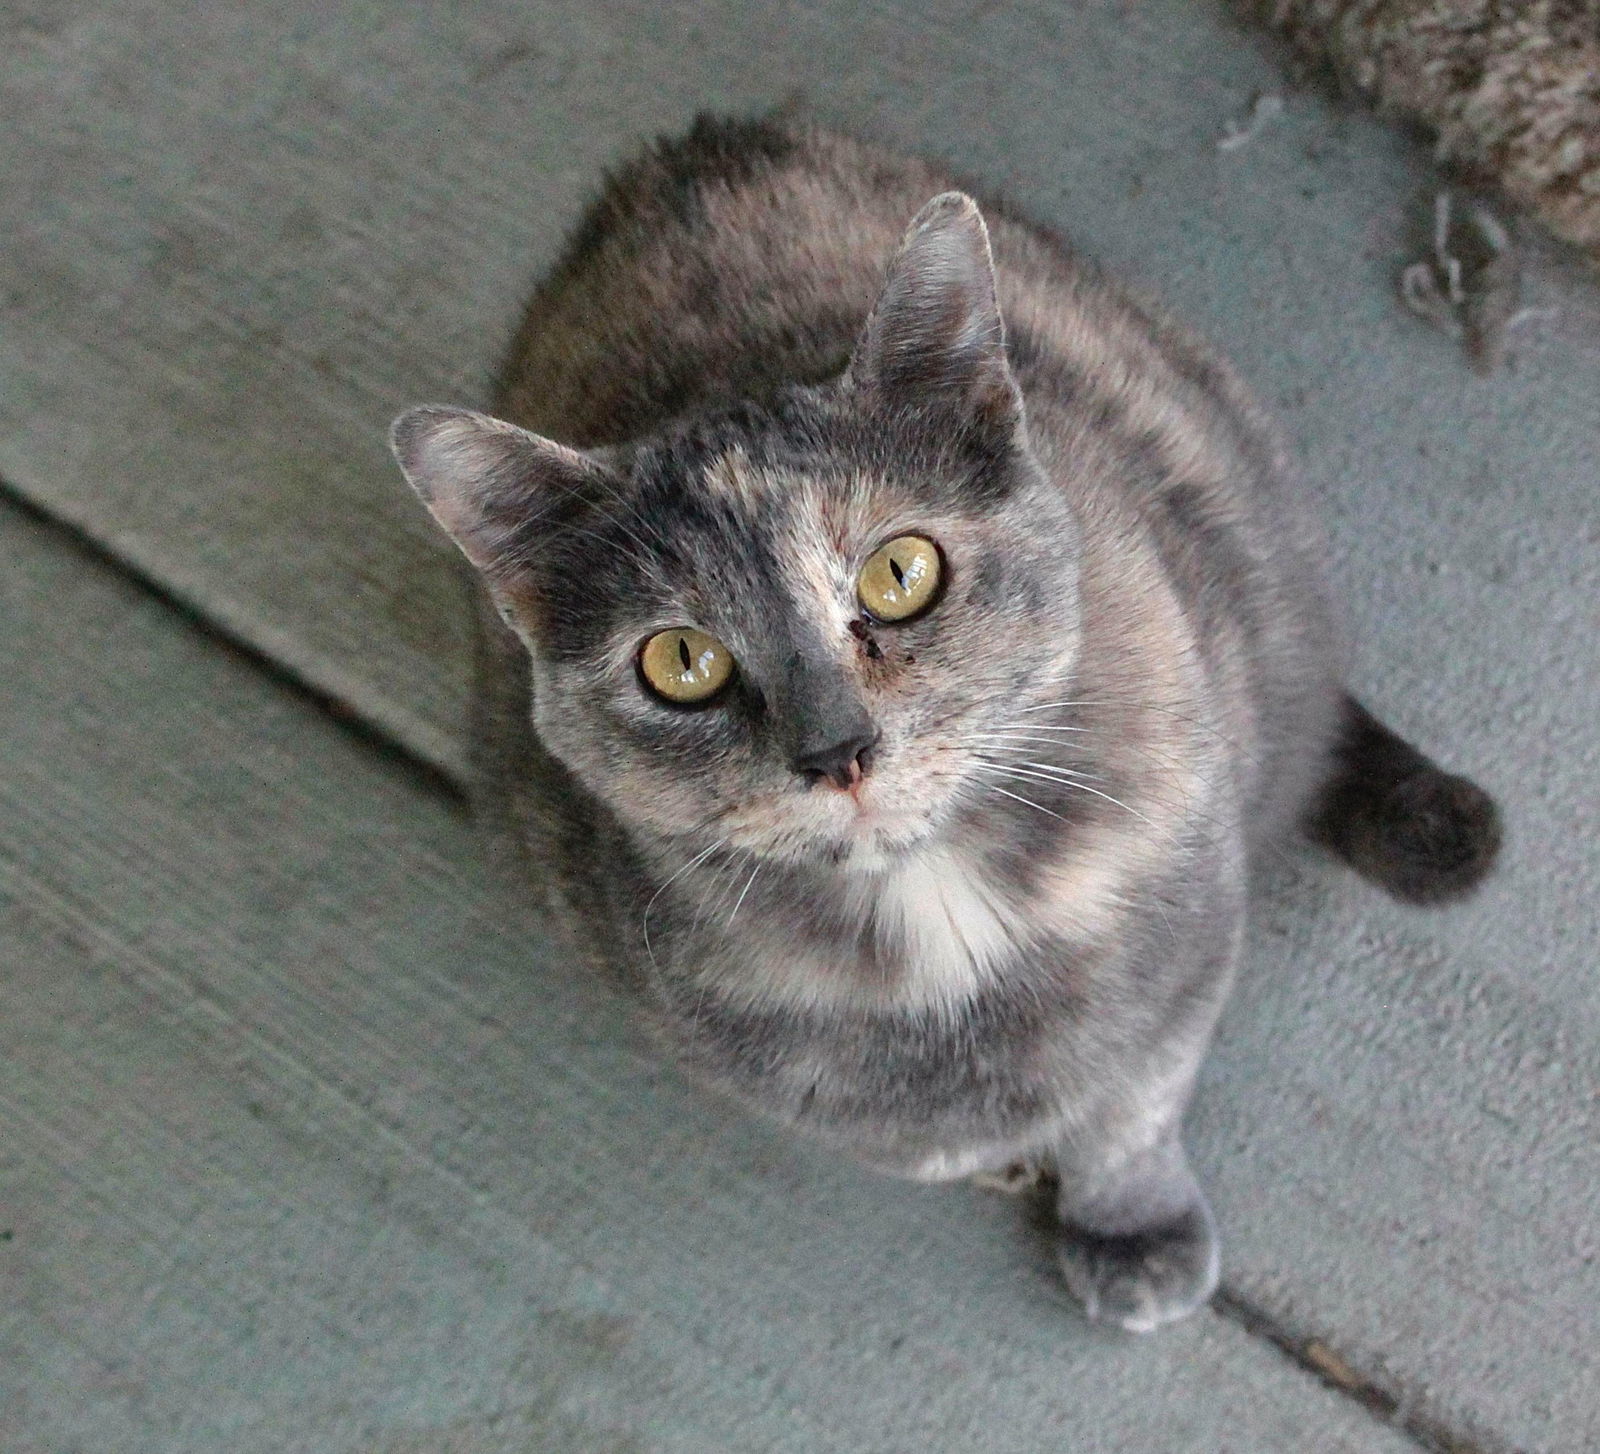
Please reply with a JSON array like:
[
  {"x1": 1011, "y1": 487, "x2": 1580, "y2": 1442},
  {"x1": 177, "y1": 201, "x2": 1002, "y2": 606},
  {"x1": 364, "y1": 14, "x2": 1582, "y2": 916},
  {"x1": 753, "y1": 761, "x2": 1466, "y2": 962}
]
[
  {"x1": 858, "y1": 535, "x2": 942, "y2": 623},
  {"x1": 639, "y1": 628, "x2": 735, "y2": 704}
]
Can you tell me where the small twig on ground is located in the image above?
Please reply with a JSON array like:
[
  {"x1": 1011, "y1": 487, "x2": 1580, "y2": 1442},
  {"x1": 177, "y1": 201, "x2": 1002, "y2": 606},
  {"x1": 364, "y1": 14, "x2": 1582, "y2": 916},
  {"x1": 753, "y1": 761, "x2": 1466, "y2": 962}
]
[
  {"x1": 1218, "y1": 93, "x2": 1284, "y2": 152},
  {"x1": 970, "y1": 1160, "x2": 1052, "y2": 1195},
  {"x1": 1397, "y1": 192, "x2": 1547, "y2": 373}
]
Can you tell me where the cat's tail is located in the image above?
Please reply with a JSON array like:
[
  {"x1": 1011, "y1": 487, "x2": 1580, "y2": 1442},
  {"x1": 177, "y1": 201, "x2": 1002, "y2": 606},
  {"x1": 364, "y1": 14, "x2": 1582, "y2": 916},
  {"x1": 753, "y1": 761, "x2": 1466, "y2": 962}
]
[{"x1": 1307, "y1": 695, "x2": 1502, "y2": 905}]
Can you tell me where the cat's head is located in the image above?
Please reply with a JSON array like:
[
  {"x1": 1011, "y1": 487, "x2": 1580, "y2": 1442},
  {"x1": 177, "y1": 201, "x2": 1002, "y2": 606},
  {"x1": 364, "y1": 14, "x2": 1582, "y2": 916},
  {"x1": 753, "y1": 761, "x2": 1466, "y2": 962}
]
[{"x1": 392, "y1": 193, "x2": 1081, "y2": 869}]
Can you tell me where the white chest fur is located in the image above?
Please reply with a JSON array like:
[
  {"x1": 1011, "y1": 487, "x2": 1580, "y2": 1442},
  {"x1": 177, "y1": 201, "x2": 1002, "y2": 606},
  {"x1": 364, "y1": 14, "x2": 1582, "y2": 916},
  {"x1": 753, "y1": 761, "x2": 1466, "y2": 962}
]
[{"x1": 841, "y1": 844, "x2": 1021, "y2": 1012}]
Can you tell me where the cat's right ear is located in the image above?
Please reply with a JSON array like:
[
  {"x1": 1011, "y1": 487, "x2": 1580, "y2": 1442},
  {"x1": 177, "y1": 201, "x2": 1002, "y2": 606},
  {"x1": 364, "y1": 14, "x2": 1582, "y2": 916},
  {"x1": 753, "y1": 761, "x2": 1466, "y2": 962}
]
[
  {"x1": 845, "y1": 192, "x2": 1023, "y2": 437},
  {"x1": 389, "y1": 405, "x2": 604, "y2": 579}
]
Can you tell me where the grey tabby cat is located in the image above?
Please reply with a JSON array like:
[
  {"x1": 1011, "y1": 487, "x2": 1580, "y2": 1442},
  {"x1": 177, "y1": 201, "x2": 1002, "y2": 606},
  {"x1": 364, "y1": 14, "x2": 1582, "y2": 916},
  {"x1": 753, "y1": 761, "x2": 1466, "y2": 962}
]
[{"x1": 390, "y1": 114, "x2": 1499, "y2": 1332}]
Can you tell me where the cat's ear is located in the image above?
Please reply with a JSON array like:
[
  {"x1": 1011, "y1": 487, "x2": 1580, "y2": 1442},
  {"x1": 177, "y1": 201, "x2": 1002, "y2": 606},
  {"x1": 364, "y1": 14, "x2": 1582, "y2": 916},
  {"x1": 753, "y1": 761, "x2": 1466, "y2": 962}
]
[
  {"x1": 846, "y1": 192, "x2": 1022, "y2": 433},
  {"x1": 390, "y1": 405, "x2": 605, "y2": 578}
]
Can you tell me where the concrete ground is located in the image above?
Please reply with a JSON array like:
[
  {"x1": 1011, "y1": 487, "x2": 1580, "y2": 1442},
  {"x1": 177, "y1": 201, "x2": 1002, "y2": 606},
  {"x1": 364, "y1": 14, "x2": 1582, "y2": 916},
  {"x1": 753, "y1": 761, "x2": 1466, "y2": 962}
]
[{"x1": 2, "y1": 2, "x2": 1595, "y2": 1451}]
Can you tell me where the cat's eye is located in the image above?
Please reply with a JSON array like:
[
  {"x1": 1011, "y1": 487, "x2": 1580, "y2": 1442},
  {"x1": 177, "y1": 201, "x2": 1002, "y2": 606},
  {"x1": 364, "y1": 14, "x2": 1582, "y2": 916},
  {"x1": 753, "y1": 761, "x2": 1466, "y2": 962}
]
[
  {"x1": 858, "y1": 535, "x2": 942, "y2": 623},
  {"x1": 639, "y1": 627, "x2": 735, "y2": 704}
]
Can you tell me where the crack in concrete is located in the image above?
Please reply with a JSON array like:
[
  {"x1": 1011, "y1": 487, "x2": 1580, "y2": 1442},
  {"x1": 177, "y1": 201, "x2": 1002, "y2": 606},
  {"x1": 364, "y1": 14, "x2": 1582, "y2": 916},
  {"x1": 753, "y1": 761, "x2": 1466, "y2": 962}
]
[
  {"x1": 1211, "y1": 1287, "x2": 1522, "y2": 1454},
  {"x1": 0, "y1": 480, "x2": 465, "y2": 805}
]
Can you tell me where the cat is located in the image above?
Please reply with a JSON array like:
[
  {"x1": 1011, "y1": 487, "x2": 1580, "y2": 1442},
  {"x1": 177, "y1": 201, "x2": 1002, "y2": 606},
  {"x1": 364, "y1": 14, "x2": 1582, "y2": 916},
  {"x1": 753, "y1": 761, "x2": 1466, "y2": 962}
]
[{"x1": 390, "y1": 113, "x2": 1500, "y2": 1332}]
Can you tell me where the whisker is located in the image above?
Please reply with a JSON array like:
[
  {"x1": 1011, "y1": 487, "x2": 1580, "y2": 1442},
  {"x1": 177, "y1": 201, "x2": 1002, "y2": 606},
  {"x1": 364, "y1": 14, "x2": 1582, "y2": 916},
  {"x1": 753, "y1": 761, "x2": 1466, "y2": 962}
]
[
  {"x1": 987, "y1": 722, "x2": 1090, "y2": 734},
  {"x1": 974, "y1": 760, "x2": 1162, "y2": 834},
  {"x1": 1153, "y1": 898, "x2": 1180, "y2": 947},
  {"x1": 975, "y1": 731, "x2": 1094, "y2": 747},
  {"x1": 1016, "y1": 698, "x2": 1267, "y2": 767},
  {"x1": 995, "y1": 732, "x2": 1244, "y2": 831},
  {"x1": 643, "y1": 838, "x2": 727, "y2": 971},
  {"x1": 1013, "y1": 700, "x2": 1096, "y2": 715},
  {"x1": 694, "y1": 853, "x2": 751, "y2": 928},
  {"x1": 1023, "y1": 775, "x2": 1160, "y2": 833},
  {"x1": 986, "y1": 743, "x2": 1252, "y2": 851},
  {"x1": 968, "y1": 775, "x2": 1068, "y2": 822},
  {"x1": 726, "y1": 862, "x2": 762, "y2": 927},
  {"x1": 972, "y1": 738, "x2": 1106, "y2": 774},
  {"x1": 1014, "y1": 698, "x2": 1223, "y2": 736},
  {"x1": 1005, "y1": 757, "x2": 1102, "y2": 779},
  {"x1": 974, "y1": 755, "x2": 1098, "y2": 786}
]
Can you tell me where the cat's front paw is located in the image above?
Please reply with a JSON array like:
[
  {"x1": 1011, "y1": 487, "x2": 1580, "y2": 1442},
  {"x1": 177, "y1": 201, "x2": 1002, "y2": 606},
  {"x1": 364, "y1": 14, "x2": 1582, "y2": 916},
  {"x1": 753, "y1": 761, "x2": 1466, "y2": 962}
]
[{"x1": 1057, "y1": 1198, "x2": 1219, "y2": 1334}]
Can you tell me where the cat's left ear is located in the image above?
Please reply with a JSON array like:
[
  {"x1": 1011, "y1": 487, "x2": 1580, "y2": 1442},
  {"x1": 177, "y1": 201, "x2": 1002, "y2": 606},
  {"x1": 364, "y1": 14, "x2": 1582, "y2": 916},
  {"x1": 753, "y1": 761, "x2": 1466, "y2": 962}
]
[
  {"x1": 846, "y1": 192, "x2": 1023, "y2": 436},
  {"x1": 390, "y1": 405, "x2": 607, "y2": 579}
]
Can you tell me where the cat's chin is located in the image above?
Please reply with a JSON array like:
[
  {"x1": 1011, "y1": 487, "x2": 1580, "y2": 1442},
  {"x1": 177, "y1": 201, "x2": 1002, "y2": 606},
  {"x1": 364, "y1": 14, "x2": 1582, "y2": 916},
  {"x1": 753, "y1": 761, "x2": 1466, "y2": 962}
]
[
  {"x1": 742, "y1": 826, "x2": 931, "y2": 873},
  {"x1": 826, "y1": 828, "x2": 935, "y2": 874},
  {"x1": 718, "y1": 796, "x2": 942, "y2": 872},
  {"x1": 840, "y1": 839, "x2": 902, "y2": 872}
]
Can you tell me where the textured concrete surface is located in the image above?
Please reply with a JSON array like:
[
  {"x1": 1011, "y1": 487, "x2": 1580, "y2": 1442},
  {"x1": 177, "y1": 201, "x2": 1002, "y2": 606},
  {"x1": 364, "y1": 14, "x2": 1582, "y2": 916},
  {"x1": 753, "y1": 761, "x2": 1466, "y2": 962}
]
[{"x1": 2, "y1": 0, "x2": 1598, "y2": 1450}]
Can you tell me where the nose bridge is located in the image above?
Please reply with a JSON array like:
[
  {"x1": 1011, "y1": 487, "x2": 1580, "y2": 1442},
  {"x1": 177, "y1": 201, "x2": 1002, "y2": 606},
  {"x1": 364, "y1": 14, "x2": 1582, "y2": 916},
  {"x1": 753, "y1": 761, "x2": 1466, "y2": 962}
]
[
  {"x1": 735, "y1": 530, "x2": 875, "y2": 779},
  {"x1": 772, "y1": 630, "x2": 875, "y2": 768}
]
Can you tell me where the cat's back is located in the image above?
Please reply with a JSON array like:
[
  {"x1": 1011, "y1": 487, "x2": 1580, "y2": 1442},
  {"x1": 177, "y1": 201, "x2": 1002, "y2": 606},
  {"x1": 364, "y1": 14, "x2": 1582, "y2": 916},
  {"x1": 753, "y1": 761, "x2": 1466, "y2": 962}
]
[
  {"x1": 496, "y1": 114, "x2": 1003, "y2": 442},
  {"x1": 494, "y1": 111, "x2": 1284, "y2": 514}
]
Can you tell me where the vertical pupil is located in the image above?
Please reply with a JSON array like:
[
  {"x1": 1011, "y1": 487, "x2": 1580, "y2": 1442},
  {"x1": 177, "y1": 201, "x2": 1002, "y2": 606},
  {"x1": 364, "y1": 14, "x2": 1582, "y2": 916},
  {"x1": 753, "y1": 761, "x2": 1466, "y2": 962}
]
[
  {"x1": 678, "y1": 636, "x2": 692, "y2": 671},
  {"x1": 890, "y1": 555, "x2": 907, "y2": 589}
]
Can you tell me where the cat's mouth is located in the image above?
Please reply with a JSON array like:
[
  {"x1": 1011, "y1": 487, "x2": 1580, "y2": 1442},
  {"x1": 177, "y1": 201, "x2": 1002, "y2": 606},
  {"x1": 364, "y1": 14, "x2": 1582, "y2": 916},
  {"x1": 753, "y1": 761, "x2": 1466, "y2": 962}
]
[
  {"x1": 757, "y1": 801, "x2": 927, "y2": 871},
  {"x1": 835, "y1": 834, "x2": 917, "y2": 872},
  {"x1": 715, "y1": 761, "x2": 954, "y2": 867},
  {"x1": 824, "y1": 791, "x2": 939, "y2": 869}
]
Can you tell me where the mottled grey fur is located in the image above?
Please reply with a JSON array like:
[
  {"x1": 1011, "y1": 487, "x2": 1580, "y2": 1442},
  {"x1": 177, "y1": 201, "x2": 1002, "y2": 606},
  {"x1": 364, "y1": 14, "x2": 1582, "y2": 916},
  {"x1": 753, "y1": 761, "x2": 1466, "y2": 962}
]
[{"x1": 391, "y1": 114, "x2": 1499, "y2": 1332}]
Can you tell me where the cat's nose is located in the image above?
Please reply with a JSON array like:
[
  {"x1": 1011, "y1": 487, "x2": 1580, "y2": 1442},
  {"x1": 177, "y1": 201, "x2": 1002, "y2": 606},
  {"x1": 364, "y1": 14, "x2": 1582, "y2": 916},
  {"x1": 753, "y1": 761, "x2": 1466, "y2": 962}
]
[{"x1": 792, "y1": 729, "x2": 880, "y2": 791}]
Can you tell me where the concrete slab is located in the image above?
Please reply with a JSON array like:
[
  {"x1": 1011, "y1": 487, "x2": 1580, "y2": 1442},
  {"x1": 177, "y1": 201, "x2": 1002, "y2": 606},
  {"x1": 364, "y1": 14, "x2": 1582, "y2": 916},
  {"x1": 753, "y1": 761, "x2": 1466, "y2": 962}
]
[
  {"x1": 0, "y1": 502, "x2": 1421, "y2": 1453},
  {"x1": 3, "y1": 0, "x2": 1598, "y2": 1448}
]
